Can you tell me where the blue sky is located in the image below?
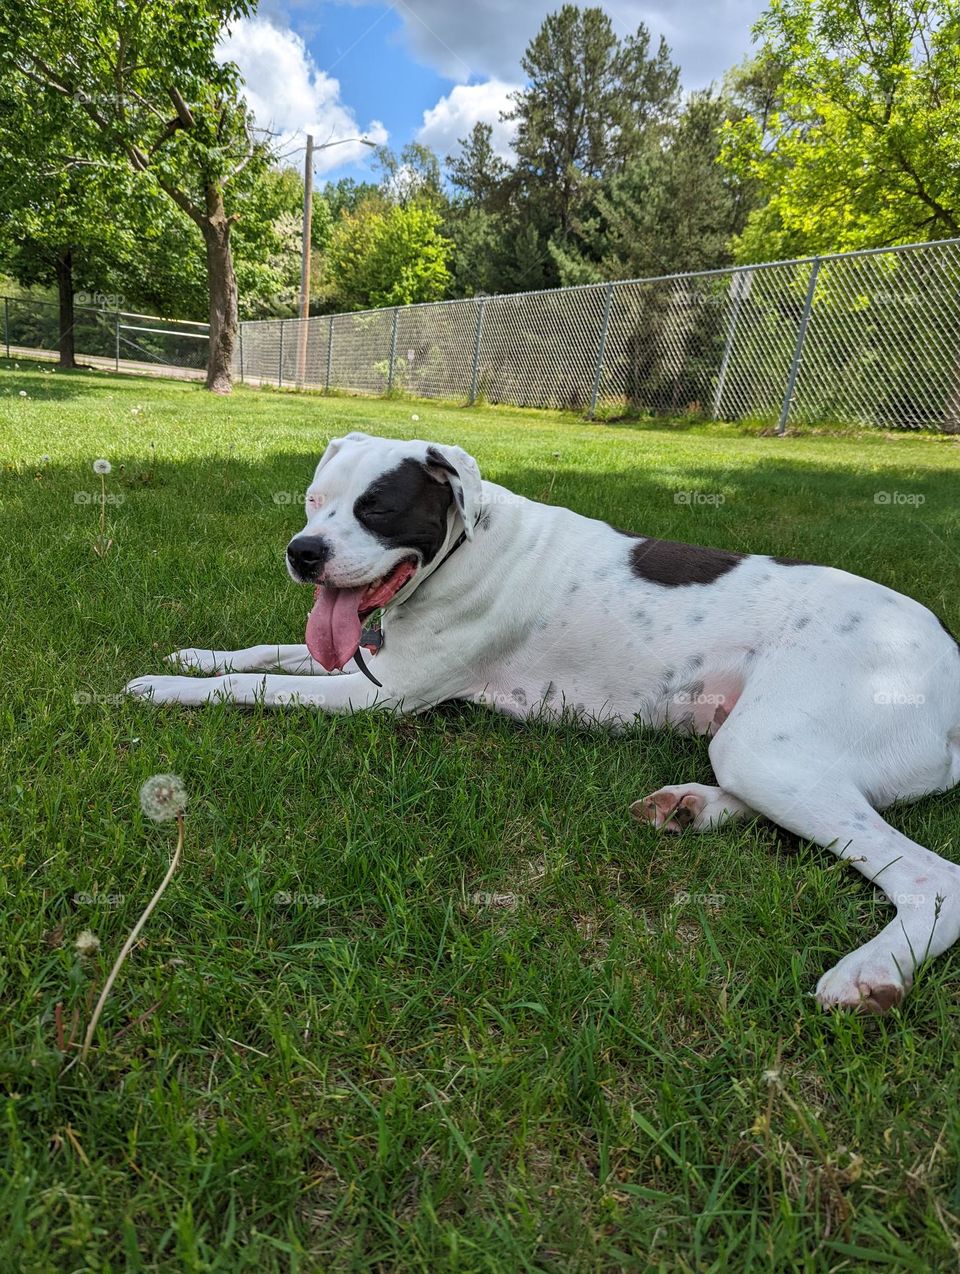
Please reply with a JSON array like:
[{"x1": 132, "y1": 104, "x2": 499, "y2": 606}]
[{"x1": 220, "y1": 0, "x2": 767, "y2": 188}]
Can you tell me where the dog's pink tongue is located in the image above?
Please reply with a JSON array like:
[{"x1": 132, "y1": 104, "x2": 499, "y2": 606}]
[{"x1": 305, "y1": 585, "x2": 366, "y2": 670}]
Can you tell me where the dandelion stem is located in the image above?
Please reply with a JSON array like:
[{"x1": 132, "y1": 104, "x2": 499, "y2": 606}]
[{"x1": 77, "y1": 811, "x2": 184, "y2": 1064}]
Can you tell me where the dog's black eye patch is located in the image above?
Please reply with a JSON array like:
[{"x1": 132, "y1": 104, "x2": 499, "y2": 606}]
[{"x1": 354, "y1": 459, "x2": 452, "y2": 564}]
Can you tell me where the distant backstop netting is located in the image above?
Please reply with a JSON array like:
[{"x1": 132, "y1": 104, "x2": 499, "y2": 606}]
[{"x1": 234, "y1": 239, "x2": 960, "y2": 432}]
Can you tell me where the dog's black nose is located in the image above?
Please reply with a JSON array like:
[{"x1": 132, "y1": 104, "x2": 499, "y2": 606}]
[{"x1": 286, "y1": 534, "x2": 330, "y2": 580}]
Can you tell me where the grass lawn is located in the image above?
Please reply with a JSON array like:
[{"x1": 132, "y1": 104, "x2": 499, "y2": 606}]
[{"x1": 4, "y1": 360, "x2": 960, "y2": 1271}]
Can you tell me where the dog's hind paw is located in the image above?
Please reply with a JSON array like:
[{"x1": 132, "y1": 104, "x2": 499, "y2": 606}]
[{"x1": 815, "y1": 953, "x2": 909, "y2": 1015}]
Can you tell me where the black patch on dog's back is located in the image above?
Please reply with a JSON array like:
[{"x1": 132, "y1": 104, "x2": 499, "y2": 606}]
[
  {"x1": 629, "y1": 537, "x2": 744, "y2": 587},
  {"x1": 354, "y1": 459, "x2": 452, "y2": 564}
]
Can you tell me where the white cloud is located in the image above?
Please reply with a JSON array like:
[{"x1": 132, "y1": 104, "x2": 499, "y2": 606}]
[
  {"x1": 417, "y1": 80, "x2": 519, "y2": 161},
  {"x1": 218, "y1": 17, "x2": 387, "y2": 173},
  {"x1": 343, "y1": 0, "x2": 765, "y2": 90}
]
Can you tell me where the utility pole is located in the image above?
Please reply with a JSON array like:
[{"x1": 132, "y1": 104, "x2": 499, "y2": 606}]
[{"x1": 297, "y1": 133, "x2": 314, "y2": 385}]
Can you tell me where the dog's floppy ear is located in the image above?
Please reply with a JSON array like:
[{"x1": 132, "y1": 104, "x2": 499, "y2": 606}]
[
  {"x1": 314, "y1": 431, "x2": 371, "y2": 477},
  {"x1": 425, "y1": 443, "x2": 482, "y2": 538}
]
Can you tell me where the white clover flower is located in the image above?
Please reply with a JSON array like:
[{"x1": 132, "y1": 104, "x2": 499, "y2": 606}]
[
  {"x1": 92, "y1": 459, "x2": 111, "y2": 475},
  {"x1": 411, "y1": 413, "x2": 420, "y2": 421},
  {"x1": 139, "y1": 773, "x2": 187, "y2": 822},
  {"x1": 75, "y1": 929, "x2": 101, "y2": 957},
  {"x1": 19, "y1": 390, "x2": 27, "y2": 397}
]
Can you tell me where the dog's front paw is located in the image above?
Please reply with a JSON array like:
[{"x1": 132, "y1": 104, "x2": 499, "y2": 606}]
[
  {"x1": 126, "y1": 674, "x2": 214, "y2": 705},
  {"x1": 166, "y1": 648, "x2": 221, "y2": 674}
]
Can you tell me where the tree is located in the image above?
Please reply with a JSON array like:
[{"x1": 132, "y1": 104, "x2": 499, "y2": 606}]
[
  {"x1": 326, "y1": 200, "x2": 452, "y2": 310},
  {"x1": 505, "y1": 4, "x2": 679, "y2": 256},
  {"x1": 373, "y1": 142, "x2": 445, "y2": 209},
  {"x1": 720, "y1": 0, "x2": 960, "y2": 260},
  {"x1": 551, "y1": 90, "x2": 757, "y2": 283},
  {"x1": 446, "y1": 124, "x2": 509, "y2": 209},
  {"x1": 0, "y1": 80, "x2": 133, "y2": 367},
  {"x1": 1, "y1": 0, "x2": 269, "y2": 392}
]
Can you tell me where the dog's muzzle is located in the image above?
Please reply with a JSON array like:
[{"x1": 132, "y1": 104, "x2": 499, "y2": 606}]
[{"x1": 286, "y1": 534, "x2": 330, "y2": 582}]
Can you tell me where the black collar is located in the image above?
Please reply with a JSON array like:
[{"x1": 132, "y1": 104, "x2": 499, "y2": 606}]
[{"x1": 353, "y1": 513, "x2": 479, "y2": 688}]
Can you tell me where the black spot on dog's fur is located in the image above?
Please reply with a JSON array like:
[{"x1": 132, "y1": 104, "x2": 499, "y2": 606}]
[
  {"x1": 354, "y1": 459, "x2": 452, "y2": 565},
  {"x1": 837, "y1": 612, "x2": 863, "y2": 634},
  {"x1": 630, "y1": 538, "x2": 743, "y2": 588}
]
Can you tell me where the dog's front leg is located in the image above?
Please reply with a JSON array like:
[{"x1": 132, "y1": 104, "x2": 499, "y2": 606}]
[
  {"x1": 167, "y1": 644, "x2": 343, "y2": 676},
  {"x1": 126, "y1": 670, "x2": 404, "y2": 712}
]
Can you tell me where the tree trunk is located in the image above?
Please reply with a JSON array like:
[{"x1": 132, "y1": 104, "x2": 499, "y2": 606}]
[
  {"x1": 55, "y1": 248, "x2": 76, "y2": 369},
  {"x1": 200, "y1": 187, "x2": 237, "y2": 394}
]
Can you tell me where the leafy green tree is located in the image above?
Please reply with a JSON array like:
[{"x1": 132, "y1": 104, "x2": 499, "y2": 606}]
[
  {"x1": 374, "y1": 143, "x2": 445, "y2": 209},
  {"x1": 551, "y1": 90, "x2": 757, "y2": 283},
  {"x1": 1, "y1": 0, "x2": 269, "y2": 391},
  {"x1": 0, "y1": 82, "x2": 134, "y2": 366},
  {"x1": 505, "y1": 3, "x2": 679, "y2": 261},
  {"x1": 721, "y1": 0, "x2": 960, "y2": 259},
  {"x1": 326, "y1": 200, "x2": 452, "y2": 310},
  {"x1": 446, "y1": 124, "x2": 509, "y2": 210}
]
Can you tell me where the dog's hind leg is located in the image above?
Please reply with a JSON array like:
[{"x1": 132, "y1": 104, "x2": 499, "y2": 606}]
[
  {"x1": 167, "y1": 645, "x2": 345, "y2": 675},
  {"x1": 709, "y1": 724, "x2": 960, "y2": 1013}
]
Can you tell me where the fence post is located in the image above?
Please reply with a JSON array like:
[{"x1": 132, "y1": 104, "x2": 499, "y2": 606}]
[
  {"x1": 3, "y1": 296, "x2": 9, "y2": 359},
  {"x1": 115, "y1": 312, "x2": 120, "y2": 371},
  {"x1": 387, "y1": 306, "x2": 399, "y2": 393},
  {"x1": 238, "y1": 324, "x2": 244, "y2": 384},
  {"x1": 326, "y1": 315, "x2": 334, "y2": 390},
  {"x1": 589, "y1": 283, "x2": 615, "y2": 419},
  {"x1": 712, "y1": 269, "x2": 750, "y2": 419},
  {"x1": 777, "y1": 257, "x2": 821, "y2": 435},
  {"x1": 278, "y1": 319, "x2": 284, "y2": 388},
  {"x1": 469, "y1": 297, "x2": 486, "y2": 405}
]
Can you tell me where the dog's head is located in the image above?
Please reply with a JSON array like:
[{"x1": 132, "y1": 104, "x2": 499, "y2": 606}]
[{"x1": 286, "y1": 432, "x2": 482, "y2": 670}]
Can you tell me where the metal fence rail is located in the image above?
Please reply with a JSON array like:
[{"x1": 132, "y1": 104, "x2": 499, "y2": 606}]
[
  {"x1": 1, "y1": 296, "x2": 209, "y2": 372},
  {"x1": 236, "y1": 238, "x2": 960, "y2": 432}
]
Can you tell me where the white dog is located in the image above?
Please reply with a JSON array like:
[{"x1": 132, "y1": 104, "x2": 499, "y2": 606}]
[{"x1": 128, "y1": 432, "x2": 960, "y2": 1013}]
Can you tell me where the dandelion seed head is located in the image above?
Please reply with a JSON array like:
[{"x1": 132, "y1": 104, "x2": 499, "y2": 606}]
[
  {"x1": 75, "y1": 929, "x2": 101, "y2": 957},
  {"x1": 93, "y1": 459, "x2": 111, "y2": 475},
  {"x1": 139, "y1": 773, "x2": 187, "y2": 822}
]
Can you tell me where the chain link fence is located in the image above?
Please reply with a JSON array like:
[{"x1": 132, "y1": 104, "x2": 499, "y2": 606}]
[
  {"x1": 237, "y1": 238, "x2": 960, "y2": 432},
  {"x1": 1, "y1": 295, "x2": 209, "y2": 375}
]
